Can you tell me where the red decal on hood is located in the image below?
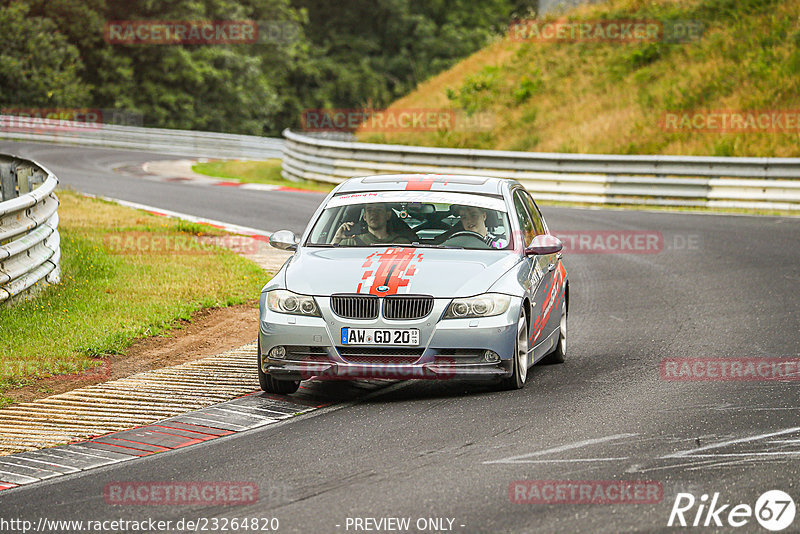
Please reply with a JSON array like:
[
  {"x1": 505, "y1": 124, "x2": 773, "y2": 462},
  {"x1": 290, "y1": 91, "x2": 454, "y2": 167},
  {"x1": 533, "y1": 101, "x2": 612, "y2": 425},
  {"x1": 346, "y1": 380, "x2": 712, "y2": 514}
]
[{"x1": 357, "y1": 247, "x2": 423, "y2": 295}]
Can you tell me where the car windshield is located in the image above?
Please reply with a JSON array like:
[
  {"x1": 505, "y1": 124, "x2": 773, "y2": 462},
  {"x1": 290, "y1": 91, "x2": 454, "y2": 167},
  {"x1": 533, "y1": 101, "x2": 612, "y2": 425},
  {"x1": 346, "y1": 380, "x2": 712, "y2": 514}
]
[{"x1": 306, "y1": 191, "x2": 511, "y2": 250}]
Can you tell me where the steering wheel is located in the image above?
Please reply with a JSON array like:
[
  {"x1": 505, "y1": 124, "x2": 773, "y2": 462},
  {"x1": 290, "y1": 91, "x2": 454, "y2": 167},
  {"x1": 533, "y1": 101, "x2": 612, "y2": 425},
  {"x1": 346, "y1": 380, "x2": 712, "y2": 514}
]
[
  {"x1": 446, "y1": 230, "x2": 485, "y2": 241},
  {"x1": 442, "y1": 230, "x2": 488, "y2": 247}
]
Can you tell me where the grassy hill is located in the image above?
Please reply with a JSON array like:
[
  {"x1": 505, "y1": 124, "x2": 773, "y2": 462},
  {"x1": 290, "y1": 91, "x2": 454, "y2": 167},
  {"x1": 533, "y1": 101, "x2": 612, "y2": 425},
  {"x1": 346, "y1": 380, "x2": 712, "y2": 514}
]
[{"x1": 357, "y1": 0, "x2": 800, "y2": 157}]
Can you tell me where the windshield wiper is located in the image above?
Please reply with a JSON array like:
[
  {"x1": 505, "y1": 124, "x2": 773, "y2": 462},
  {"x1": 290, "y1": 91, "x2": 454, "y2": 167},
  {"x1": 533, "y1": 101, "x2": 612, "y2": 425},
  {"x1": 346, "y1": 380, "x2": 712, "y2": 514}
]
[
  {"x1": 409, "y1": 243, "x2": 464, "y2": 249},
  {"x1": 306, "y1": 242, "x2": 464, "y2": 249}
]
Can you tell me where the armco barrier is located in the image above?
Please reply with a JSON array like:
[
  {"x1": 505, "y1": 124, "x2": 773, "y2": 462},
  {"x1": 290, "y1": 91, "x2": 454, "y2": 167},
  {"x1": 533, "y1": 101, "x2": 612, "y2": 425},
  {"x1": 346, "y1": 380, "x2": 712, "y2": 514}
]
[
  {"x1": 0, "y1": 154, "x2": 60, "y2": 304},
  {"x1": 0, "y1": 115, "x2": 284, "y2": 160},
  {"x1": 281, "y1": 129, "x2": 800, "y2": 211}
]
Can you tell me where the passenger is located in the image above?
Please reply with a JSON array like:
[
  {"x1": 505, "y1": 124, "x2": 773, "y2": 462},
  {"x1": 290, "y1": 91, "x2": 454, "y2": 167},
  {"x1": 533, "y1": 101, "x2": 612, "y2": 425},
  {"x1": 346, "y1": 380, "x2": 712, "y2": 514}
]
[
  {"x1": 455, "y1": 205, "x2": 506, "y2": 248},
  {"x1": 333, "y1": 204, "x2": 412, "y2": 246}
]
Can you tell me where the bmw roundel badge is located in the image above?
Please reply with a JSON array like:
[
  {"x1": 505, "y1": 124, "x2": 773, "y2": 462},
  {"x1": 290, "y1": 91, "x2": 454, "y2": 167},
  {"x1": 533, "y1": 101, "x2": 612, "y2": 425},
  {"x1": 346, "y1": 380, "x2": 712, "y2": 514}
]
[{"x1": 376, "y1": 285, "x2": 390, "y2": 293}]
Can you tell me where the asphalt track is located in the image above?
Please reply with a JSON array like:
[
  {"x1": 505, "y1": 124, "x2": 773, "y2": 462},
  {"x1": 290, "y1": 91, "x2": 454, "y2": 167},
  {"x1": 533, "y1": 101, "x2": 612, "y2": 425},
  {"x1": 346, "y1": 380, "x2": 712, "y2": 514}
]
[
  {"x1": 2, "y1": 140, "x2": 800, "y2": 533},
  {"x1": 0, "y1": 141, "x2": 322, "y2": 234}
]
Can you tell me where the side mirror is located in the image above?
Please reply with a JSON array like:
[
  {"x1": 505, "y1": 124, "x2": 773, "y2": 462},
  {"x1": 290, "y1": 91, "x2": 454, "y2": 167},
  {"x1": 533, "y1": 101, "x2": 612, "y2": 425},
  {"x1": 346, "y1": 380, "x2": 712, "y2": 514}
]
[
  {"x1": 270, "y1": 230, "x2": 299, "y2": 251},
  {"x1": 524, "y1": 234, "x2": 563, "y2": 256}
]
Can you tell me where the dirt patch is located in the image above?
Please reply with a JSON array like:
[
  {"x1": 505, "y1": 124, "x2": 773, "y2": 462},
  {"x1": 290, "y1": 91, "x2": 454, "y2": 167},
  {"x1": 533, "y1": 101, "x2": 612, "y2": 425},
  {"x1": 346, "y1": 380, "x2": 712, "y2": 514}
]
[{"x1": 4, "y1": 301, "x2": 260, "y2": 404}]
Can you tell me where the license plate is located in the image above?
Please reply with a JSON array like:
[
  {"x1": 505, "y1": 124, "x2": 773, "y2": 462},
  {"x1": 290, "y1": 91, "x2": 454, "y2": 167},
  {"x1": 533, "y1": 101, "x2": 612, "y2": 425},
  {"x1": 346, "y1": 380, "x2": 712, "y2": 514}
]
[{"x1": 341, "y1": 328, "x2": 419, "y2": 346}]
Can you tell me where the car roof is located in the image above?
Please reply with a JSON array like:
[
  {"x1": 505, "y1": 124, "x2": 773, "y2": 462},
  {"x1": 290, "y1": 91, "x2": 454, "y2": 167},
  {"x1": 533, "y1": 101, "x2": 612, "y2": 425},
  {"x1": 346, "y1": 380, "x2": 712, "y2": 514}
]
[{"x1": 333, "y1": 174, "x2": 518, "y2": 196}]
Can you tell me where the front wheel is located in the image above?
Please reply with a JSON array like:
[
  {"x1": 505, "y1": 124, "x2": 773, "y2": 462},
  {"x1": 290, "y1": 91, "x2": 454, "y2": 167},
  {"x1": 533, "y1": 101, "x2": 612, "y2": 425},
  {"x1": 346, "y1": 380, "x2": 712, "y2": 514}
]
[
  {"x1": 540, "y1": 302, "x2": 567, "y2": 365},
  {"x1": 498, "y1": 312, "x2": 529, "y2": 390},
  {"x1": 258, "y1": 340, "x2": 300, "y2": 394}
]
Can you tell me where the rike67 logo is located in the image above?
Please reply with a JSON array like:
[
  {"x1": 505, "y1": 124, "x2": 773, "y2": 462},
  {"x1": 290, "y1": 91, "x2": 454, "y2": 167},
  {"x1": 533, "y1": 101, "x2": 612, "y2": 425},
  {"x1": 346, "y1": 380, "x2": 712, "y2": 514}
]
[{"x1": 669, "y1": 490, "x2": 796, "y2": 531}]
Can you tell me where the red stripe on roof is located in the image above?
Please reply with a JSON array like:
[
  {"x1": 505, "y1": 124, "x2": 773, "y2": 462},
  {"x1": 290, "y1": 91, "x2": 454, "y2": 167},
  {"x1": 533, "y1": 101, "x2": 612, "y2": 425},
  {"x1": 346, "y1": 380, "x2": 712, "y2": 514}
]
[{"x1": 405, "y1": 176, "x2": 435, "y2": 190}]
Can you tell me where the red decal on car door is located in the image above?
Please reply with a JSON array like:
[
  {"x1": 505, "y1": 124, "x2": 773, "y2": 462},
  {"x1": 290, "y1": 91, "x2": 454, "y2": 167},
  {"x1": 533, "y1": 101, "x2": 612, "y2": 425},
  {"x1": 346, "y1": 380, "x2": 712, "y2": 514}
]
[{"x1": 530, "y1": 263, "x2": 565, "y2": 344}]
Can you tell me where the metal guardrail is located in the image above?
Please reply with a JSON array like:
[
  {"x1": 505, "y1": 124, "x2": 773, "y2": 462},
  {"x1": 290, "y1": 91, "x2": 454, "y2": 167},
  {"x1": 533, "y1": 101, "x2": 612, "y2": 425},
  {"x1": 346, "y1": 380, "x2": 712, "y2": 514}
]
[
  {"x1": 0, "y1": 115, "x2": 284, "y2": 160},
  {"x1": 281, "y1": 129, "x2": 800, "y2": 210},
  {"x1": 0, "y1": 155, "x2": 60, "y2": 304}
]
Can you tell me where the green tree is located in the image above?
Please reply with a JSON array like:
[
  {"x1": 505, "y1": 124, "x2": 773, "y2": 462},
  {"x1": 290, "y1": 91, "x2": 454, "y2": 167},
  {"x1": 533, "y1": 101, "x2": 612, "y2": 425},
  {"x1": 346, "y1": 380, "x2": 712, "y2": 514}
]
[
  {"x1": 23, "y1": 0, "x2": 307, "y2": 134},
  {"x1": 290, "y1": 0, "x2": 532, "y2": 114},
  {"x1": 0, "y1": 2, "x2": 90, "y2": 107},
  {"x1": 4, "y1": 0, "x2": 532, "y2": 134}
]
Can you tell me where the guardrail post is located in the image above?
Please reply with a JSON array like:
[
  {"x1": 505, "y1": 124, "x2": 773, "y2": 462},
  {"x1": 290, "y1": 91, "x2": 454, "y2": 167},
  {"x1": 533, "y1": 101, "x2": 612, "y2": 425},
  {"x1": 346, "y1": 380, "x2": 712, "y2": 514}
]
[
  {"x1": 16, "y1": 164, "x2": 33, "y2": 195},
  {"x1": 0, "y1": 162, "x2": 18, "y2": 201},
  {"x1": 30, "y1": 169, "x2": 47, "y2": 188}
]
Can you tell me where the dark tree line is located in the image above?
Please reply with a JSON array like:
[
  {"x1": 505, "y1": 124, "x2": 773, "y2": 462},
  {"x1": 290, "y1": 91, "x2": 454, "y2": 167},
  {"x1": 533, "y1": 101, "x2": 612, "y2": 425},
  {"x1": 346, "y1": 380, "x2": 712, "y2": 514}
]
[{"x1": 0, "y1": 0, "x2": 536, "y2": 135}]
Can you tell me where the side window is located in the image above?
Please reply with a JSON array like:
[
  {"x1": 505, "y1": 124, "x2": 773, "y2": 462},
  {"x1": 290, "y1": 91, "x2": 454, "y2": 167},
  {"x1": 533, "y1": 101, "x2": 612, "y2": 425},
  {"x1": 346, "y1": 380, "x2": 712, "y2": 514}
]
[
  {"x1": 512, "y1": 190, "x2": 536, "y2": 247},
  {"x1": 522, "y1": 192, "x2": 545, "y2": 235}
]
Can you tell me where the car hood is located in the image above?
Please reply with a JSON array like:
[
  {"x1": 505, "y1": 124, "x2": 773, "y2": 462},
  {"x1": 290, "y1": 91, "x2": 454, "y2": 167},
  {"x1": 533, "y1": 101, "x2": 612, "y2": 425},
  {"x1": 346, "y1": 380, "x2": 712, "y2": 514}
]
[{"x1": 285, "y1": 246, "x2": 520, "y2": 297}]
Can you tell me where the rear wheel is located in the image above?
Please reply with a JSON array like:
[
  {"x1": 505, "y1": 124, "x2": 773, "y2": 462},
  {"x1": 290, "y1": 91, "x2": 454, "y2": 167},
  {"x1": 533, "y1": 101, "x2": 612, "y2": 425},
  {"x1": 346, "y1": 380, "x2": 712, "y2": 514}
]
[
  {"x1": 540, "y1": 302, "x2": 567, "y2": 365},
  {"x1": 258, "y1": 340, "x2": 300, "y2": 394},
  {"x1": 499, "y1": 312, "x2": 529, "y2": 390}
]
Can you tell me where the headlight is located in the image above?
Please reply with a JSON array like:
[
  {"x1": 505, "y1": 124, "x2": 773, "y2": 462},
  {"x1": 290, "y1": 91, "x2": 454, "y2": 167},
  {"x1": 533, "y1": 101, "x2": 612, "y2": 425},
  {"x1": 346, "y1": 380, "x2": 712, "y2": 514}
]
[
  {"x1": 267, "y1": 289, "x2": 321, "y2": 317},
  {"x1": 444, "y1": 293, "x2": 511, "y2": 319}
]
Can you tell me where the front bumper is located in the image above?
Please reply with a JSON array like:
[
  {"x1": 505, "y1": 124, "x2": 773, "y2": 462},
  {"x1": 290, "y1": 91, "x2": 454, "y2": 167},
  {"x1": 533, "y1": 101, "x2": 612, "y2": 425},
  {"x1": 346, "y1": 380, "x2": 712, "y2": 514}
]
[
  {"x1": 259, "y1": 296, "x2": 519, "y2": 382},
  {"x1": 263, "y1": 359, "x2": 511, "y2": 381}
]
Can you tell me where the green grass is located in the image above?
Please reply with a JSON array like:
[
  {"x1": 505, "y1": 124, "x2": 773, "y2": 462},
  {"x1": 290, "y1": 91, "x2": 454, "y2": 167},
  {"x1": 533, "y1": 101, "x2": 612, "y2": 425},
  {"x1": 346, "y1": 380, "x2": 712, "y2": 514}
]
[
  {"x1": 192, "y1": 159, "x2": 335, "y2": 193},
  {"x1": 0, "y1": 191, "x2": 268, "y2": 405},
  {"x1": 366, "y1": 0, "x2": 800, "y2": 158}
]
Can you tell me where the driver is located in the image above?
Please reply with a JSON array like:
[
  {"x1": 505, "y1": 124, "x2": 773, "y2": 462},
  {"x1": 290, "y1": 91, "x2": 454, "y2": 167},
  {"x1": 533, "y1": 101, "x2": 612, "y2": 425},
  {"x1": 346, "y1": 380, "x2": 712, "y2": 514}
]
[
  {"x1": 332, "y1": 203, "x2": 412, "y2": 246},
  {"x1": 455, "y1": 205, "x2": 506, "y2": 248}
]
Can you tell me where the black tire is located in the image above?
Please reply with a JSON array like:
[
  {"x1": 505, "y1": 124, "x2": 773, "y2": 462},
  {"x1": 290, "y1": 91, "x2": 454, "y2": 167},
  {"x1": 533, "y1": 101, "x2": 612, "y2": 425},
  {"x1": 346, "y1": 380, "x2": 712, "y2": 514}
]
[
  {"x1": 258, "y1": 340, "x2": 301, "y2": 394},
  {"x1": 498, "y1": 311, "x2": 529, "y2": 390},
  {"x1": 540, "y1": 302, "x2": 567, "y2": 365}
]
